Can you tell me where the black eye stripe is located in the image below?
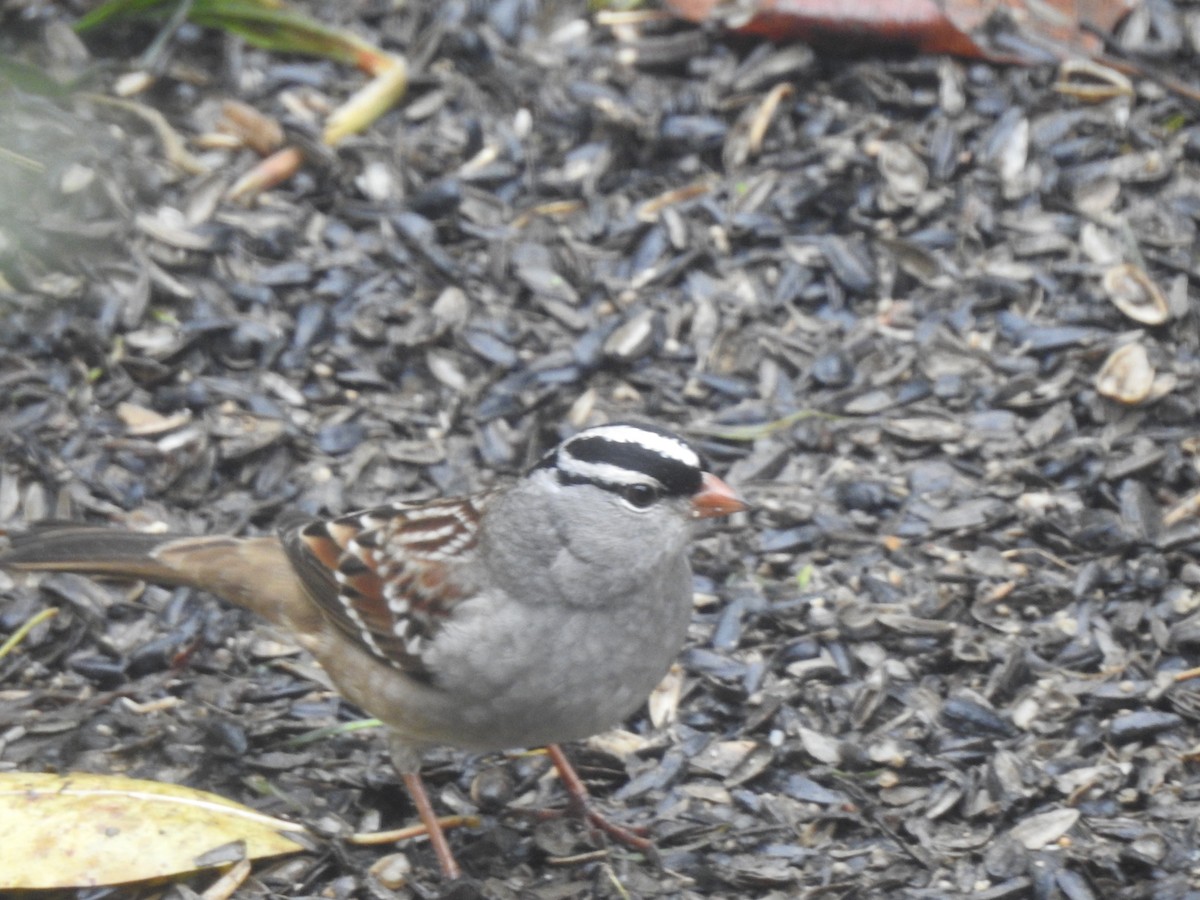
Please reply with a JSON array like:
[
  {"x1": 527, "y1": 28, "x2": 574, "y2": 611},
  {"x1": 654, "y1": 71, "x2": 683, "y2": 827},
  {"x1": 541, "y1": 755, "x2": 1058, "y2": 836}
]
[
  {"x1": 620, "y1": 483, "x2": 659, "y2": 508},
  {"x1": 559, "y1": 436, "x2": 703, "y2": 497}
]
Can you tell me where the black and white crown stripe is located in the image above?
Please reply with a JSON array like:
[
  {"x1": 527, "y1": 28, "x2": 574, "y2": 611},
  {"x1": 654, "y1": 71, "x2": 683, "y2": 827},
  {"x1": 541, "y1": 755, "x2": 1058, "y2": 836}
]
[
  {"x1": 570, "y1": 424, "x2": 701, "y2": 467},
  {"x1": 539, "y1": 423, "x2": 705, "y2": 498}
]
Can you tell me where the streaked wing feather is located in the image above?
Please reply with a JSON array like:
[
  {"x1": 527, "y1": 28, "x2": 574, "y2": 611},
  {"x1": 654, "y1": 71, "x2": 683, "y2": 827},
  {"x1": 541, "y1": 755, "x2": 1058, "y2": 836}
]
[{"x1": 279, "y1": 497, "x2": 487, "y2": 677}]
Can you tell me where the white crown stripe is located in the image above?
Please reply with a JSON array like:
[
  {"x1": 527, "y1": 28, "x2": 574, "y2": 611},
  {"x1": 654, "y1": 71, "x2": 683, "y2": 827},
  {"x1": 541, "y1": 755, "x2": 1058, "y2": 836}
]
[
  {"x1": 558, "y1": 458, "x2": 662, "y2": 487},
  {"x1": 566, "y1": 424, "x2": 700, "y2": 468}
]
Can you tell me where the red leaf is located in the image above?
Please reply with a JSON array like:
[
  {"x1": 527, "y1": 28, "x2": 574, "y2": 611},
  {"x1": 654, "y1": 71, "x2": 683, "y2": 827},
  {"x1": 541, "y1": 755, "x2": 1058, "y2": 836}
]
[{"x1": 663, "y1": 0, "x2": 1141, "y2": 64}]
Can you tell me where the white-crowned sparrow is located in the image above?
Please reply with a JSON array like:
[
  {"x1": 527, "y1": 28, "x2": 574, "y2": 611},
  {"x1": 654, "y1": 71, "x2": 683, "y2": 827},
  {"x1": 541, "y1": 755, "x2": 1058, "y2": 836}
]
[{"x1": 0, "y1": 422, "x2": 745, "y2": 878}]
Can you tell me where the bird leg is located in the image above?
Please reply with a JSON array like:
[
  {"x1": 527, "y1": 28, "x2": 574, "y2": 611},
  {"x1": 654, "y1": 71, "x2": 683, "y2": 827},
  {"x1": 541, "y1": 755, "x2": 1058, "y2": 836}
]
[
  {"x1": 544, "y1": 743, "x2": 654, "y2": 854},
  {"x1": 400, "y1": 771, "x2": 463, "y2": 880},
  {"x1": 390, "y1": 735, "x2": 463, "y2": 880}
]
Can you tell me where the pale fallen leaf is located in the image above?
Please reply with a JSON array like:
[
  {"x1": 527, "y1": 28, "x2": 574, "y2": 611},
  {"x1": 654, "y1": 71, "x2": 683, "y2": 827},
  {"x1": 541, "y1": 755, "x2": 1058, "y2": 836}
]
[{"x1": 0, "y1": 772, "x2": 308, "y2": 889}]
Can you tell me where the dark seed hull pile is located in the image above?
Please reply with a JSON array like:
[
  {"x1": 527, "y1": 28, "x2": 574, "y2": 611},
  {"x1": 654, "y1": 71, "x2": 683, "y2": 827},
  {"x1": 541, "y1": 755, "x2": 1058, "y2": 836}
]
[{"x1": 2, "y1": 2, "x2": 1200, "y2": 897}]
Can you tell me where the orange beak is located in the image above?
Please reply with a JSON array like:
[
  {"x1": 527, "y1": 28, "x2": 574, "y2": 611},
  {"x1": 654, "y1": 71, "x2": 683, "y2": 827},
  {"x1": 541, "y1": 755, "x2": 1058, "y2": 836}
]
[{"x1": 691, "y1": 472, "x2": 748, "y2": 519}]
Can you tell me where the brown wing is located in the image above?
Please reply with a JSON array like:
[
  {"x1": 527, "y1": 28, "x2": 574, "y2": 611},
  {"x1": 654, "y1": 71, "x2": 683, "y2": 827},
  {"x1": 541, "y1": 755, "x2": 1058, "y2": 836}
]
[{"x1": 279, "y1": 497, "x2": 487, "y2": 678}]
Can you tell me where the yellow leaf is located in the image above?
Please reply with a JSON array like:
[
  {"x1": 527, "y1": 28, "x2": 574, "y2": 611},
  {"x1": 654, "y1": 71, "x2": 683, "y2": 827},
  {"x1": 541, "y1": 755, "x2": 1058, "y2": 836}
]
[{"x1": 0, "y1": 772, "x2": 308, "y2": 889}]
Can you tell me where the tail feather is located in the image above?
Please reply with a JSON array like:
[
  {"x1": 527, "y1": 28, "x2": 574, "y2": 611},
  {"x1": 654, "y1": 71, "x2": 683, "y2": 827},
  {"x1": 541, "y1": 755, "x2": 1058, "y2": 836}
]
[
  {"x1": 1, "y1": 526, "x2": 196, "y2": 585},
  {"x1": 0, "y1": 525, "x2": 315, "y2": 636}
]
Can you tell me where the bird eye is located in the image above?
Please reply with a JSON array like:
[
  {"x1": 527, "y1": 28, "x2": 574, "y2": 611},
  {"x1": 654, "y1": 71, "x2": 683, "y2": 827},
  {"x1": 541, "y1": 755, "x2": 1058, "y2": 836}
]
[{"x1": 620, "y1": 483, "x2": 659, "y2": 509}]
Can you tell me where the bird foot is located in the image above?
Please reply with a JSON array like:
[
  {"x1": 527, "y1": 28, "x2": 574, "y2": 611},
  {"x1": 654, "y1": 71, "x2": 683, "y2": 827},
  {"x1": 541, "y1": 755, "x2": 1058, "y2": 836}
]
[{"x1": 543, "y1": 744, "x2": 656, "y2": 857}]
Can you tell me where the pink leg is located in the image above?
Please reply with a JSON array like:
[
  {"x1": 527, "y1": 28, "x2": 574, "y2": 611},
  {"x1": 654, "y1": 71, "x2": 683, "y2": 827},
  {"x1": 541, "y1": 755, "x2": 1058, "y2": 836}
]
[
  {"x1": 401, "y1": 771, "x2": 463, "y2": 880},
  {"x1": 545, "y1": 743, "x2": 653, "y2": 853}
]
